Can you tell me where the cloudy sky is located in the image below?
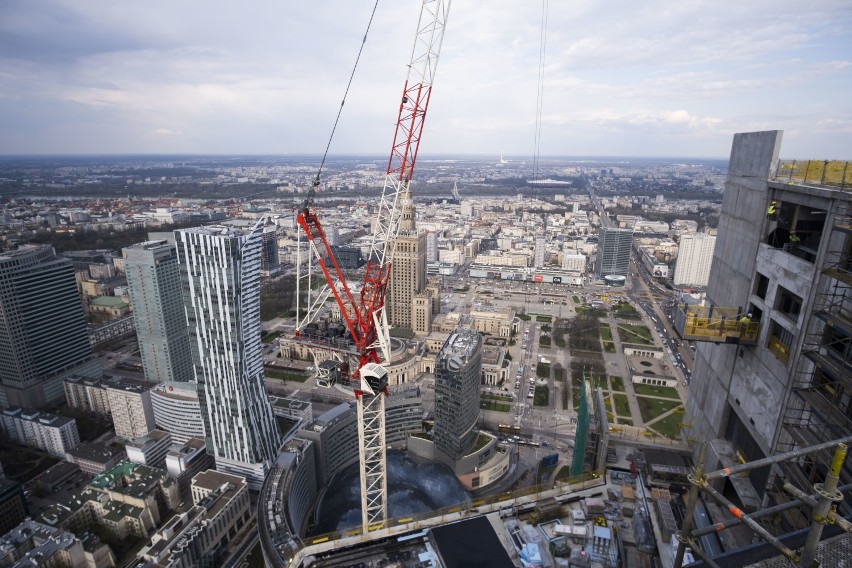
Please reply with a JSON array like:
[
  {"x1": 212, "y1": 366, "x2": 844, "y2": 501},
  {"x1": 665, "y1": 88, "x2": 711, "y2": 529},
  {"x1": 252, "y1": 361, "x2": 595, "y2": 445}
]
[{"x1": 1, "y1": 0, "x2": 850, "y2": 158}]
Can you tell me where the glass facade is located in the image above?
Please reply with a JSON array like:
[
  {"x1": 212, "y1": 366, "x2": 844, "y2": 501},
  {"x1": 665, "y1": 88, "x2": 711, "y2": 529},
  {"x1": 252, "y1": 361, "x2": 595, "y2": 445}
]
[{"x1": 175, "y1": 225, "x2": 281, "y2": 488}]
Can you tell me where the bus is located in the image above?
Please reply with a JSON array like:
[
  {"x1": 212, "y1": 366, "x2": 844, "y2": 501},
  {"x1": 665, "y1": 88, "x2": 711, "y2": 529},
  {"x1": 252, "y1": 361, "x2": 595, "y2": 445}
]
[{"x1": 498, "y1": 424, "x2": 521, "y2": 434}]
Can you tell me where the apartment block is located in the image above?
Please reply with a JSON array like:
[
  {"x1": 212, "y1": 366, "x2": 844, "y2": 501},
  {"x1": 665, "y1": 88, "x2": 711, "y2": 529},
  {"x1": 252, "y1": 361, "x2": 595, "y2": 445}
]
[
  {"x1": 1, "y1": 406, "x2": 80, "y2": 458},
  {"x1": 64, "y1": 376, "x2": 111, "y2": 416},
  {"x1": 0, "y1": 519, "x2": 116, "y2": 568},
  {"x1": 65, "y1": 441, "x2": 124, "y2": 475},
  {"x1": 41, "y1": 461, "x2": 180, "y2": 541},
  {"x1": 105, "y1": 378, "x2": 156, "y2": 440},
  {"x1": 136, "y1": 470, "x2": 250, "y2": 568},
  {"x1": 674, "y1": 233, "x2": 716, "y2": 287},
  {"x1": 125, "y1": 429, "x2": 172, "y2": 469}
]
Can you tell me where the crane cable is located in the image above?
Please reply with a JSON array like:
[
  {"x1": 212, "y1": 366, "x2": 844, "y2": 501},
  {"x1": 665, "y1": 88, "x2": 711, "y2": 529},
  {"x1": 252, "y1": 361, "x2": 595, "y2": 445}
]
[
  {"x1": 532, "y1": 0, "x2": 549, "y2": 183},
  {"x1": 307, "y1": 0, "x2": 381, "y2": 208}
]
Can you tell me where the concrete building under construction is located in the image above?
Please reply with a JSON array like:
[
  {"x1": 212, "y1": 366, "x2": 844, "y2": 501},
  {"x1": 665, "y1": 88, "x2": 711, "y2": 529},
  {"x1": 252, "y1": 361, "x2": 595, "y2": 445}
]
[{"x1": 681, "y1": 130, "x2": 852, "y2": 564}]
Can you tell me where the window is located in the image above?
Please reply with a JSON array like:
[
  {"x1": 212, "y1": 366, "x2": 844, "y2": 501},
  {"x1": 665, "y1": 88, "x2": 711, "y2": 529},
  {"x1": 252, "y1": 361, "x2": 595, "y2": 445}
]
[
  {"x1": 774, "y1": 286, "x2": 802, "y2": 320},
  {"x1": 754, "y1": 273, "x2": 769, "y2": 300},
  {"x1": 767, "y1": 320, "x2": 794, "y2": 364}
]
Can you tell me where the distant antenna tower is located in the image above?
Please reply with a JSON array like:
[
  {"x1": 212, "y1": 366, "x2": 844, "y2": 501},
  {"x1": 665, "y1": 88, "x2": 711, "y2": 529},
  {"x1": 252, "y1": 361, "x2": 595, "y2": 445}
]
[
  {"x1": 499, "y1": 150, "x2": 508, "y2": 165},
  {"x1": 452, "y1": 181, "x2": 461, "y2": 201}
]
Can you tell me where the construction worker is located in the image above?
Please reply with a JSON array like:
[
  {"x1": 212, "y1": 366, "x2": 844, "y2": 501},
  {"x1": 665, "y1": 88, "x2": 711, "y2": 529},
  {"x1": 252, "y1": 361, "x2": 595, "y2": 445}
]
[
  {"x1": 767, "y1": 200, "x2": 778, "y2": 220},
  {"x1": 739, "y1": 312, "x2": 753, "y2": 337}
]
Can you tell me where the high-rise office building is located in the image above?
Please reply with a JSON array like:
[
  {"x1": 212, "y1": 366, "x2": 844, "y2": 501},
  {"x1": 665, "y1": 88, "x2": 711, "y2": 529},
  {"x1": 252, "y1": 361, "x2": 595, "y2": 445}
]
[
  {"x1": 426, "y1": 231, "x2": 439, "y2": 263},
  {"x1": 534, "y1": 237, "x2": 547, "y2": 269},
  {"x1": 260, "y1": 223, "x2": 280, "y2": 275},
  {"x1": 673, "y1": 233, "x2": 716, "y2": 287},
  {"x1": 175, "y1": 224, "x2": 281, "y2": 489},
  {"x1": 685, "y1": 130, "x2": 852, "y2": 525},
  {"x1": 594, "y1": 227, "x2": 633, "y2": 278},
  {"x1": 0, "y1": 245, "x2": 100, "y2": 408},
  {"x1": 124, "y1": 240, "x2": 194, "y2": 383},
  {"x1": 433, "y1": 329, "x2": 482, "y2": 461},
  {"x1": 388, "y1": 187, "x2": 429, "y2": 332}
]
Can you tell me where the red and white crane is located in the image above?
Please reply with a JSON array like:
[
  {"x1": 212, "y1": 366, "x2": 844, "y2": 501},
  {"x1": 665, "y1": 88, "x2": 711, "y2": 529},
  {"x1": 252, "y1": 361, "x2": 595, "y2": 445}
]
[{"x1": 294, "y1": 0, "x2": 451, "y2": 533}]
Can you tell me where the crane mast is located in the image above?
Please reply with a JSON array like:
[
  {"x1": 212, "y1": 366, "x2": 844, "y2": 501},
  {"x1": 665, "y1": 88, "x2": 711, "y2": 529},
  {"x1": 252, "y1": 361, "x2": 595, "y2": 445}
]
[{"x1": 295, "y1": 0, "x2": 450, "y2": 533}]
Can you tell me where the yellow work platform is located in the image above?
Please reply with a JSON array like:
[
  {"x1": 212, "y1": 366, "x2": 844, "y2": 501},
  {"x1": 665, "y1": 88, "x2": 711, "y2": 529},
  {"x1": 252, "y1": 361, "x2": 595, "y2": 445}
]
[{"x1": 674, "y1": 304, "x2": 760, "y2": 344}]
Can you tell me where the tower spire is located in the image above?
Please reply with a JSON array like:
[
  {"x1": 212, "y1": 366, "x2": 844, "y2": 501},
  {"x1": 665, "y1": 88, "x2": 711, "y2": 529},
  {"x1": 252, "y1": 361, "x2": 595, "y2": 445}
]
[{"x1": 399, "y1": 185, "x2": 416, "y2": 232}]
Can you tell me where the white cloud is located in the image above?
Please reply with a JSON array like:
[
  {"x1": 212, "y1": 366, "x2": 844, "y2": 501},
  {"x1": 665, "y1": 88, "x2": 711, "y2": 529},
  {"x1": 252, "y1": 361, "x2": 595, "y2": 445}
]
[{"x1": 0, "y1": 0, "x2": 850, "y2": 156}]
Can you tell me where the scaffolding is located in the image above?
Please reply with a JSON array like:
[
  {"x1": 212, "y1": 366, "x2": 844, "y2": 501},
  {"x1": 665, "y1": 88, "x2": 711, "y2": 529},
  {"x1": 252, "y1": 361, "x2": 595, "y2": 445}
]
[
  {"x1": 673, "y1": 304, "x2": 761, "y2": 344},
  {"x1": 781, "y1": 209, "x2": 852, "y2": 494},
  {"x1": 674, "y1": 438, "x2": 852, "y2": 568}
]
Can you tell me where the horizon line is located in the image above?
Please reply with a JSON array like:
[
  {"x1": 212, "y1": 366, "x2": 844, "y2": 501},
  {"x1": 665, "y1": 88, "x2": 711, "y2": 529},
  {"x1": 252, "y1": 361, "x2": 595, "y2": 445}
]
[{"x1": 0, "y1": 152, "x2": 731, "y2": 161}]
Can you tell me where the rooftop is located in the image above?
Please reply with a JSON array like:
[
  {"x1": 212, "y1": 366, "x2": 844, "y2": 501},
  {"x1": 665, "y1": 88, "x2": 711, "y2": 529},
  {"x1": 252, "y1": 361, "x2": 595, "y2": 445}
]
[
  {"x1": 106, "y1": 377, "x2": 154, "y2": 394},
  {"x1": 431, "y1": 516, "x2": 515, "y2": 568},
  {"x1": 90, "y1": 295, "x2": 130, "y2": 308},
  {"x1": 67, "y1": 441, "x2": 123, "y2": 463},
  {"x1": 90, "y1": 461, "x2": 170, "y2": 498},
  {"x1": 126, "y1": 429, "x2": 172, "y2": 450},
  {"x1": 1, "y1": 406, "x2": 75, "y2": 428},
  {"x1": 443, "y1": 328, "x2": 482, "y2": 361}
]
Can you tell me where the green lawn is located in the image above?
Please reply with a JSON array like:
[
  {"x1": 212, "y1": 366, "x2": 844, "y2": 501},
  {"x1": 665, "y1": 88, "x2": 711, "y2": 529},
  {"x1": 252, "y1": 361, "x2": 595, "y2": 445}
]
[
  {"x1": 575, "y1": 306, "x2": 607, "y2": 318},
  {"x1": 517, "y1": 313, "x2": 532, "y2": 321},
  {"x1": 610, "y1": 376, "x2": 625, "y2": 392},
  {"x1": 572, "y1": 296, "x2": 581, "y2": 304},
  {"x1": 649, "y1": 413, "x2": 686, "y2": 439},
  {"x1": 535, "y1": 314, "x2": 553, "y2": 323},
  {"x1": 616, "y1": 323, "x2": 655, "y2": 346},
  {"x1": 613, "y1": 394, "x2": 631, "y2": 417},
  {"x1": 613, "y1": 301, "x2": 642, "y2": 319},
  {"x1": 264, "y1": 367, "x2": 308, "y2": 382},
  {"x1": 534, "y1": 385, "x2": 550, "y2": 407},
  {"x1": 471, "y1": 433, "x2": 493, "y2": 451},
  {"x1": 480, "y1": 400, "x2": 511, "y2": 412},
  {"x1": 261, "y1": 330, "x2": 283, "y2": 344},
  {"x1": 599, "y1": 325, "x2": 613, "y2": 341},
  {"x1": 632, "y1": 383, "x2": 680, "y2": 399},
  {"x1": 637, "y1": 397, "x2": 682, "y2": 423},
  {"x1": 482, "y1": 393, "x2": 513, "y2": 403},
  {"x1": 603, "y1": 342, "x2": 616, "y2": 353},
  {"x1": 539, "y1": 335, "x2": 552, "y2": 347},
  {"x1": 537, "y1": 363, "x2": 551, "y2": 378}
]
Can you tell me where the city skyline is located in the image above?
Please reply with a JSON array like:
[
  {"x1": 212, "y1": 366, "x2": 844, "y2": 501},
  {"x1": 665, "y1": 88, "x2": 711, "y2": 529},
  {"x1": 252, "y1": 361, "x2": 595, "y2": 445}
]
[{"x1": 1, "y1": 1, "x2": 850, "y2": 158}]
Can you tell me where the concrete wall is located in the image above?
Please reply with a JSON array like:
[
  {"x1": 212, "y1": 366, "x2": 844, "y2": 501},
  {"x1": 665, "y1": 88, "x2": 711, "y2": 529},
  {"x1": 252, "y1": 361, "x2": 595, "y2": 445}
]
[{"x1": 685, "y1": 130, "x2": 782, "y2": 460}]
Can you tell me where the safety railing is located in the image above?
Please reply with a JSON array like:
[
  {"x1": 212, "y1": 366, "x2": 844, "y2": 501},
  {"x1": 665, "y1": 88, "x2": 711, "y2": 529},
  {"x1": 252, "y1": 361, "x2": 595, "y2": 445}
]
[
  {"x1": 772, "y1": 160, "x2": 852, "y2": 191},
  {"x1": 673, "y1": 304, "x2": 760, "y2": 344}
]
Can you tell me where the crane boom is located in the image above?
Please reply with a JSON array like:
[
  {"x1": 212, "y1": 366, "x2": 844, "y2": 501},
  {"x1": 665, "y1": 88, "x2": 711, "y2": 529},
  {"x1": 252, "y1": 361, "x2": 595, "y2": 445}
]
[{"x1": 294, "y1": 0, "x2": 451, "y2": 533}]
